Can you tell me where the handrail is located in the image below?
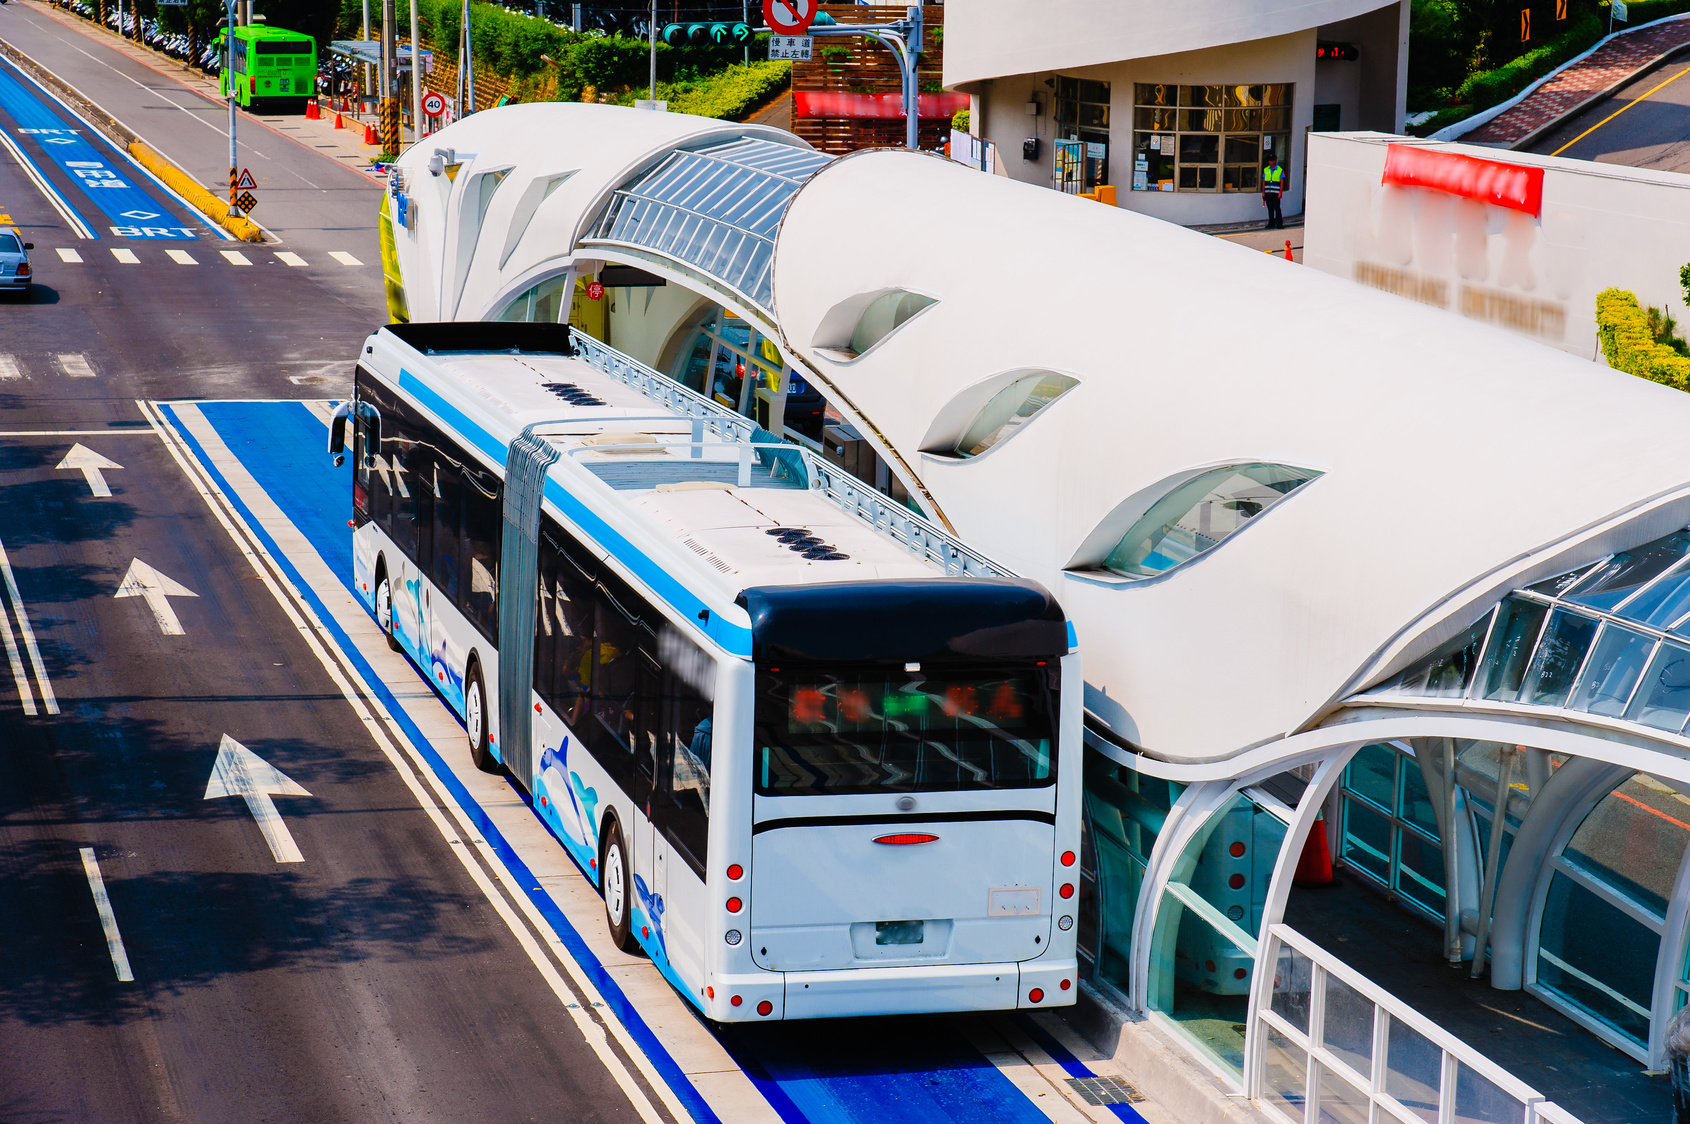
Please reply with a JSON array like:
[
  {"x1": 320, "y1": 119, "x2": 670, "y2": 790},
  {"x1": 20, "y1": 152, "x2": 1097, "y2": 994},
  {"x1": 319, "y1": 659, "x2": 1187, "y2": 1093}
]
[
  {"x1": 566, "y1": 329, "x2": 1014, "y2": 580},
  {"x1": 1255, "y1": 924, "x2": 1588, "y2": 1124}
]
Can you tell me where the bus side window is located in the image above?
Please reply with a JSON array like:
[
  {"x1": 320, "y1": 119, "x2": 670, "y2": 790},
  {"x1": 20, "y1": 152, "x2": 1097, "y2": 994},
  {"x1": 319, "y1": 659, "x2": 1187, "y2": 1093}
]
[
  {"x1": 431, "y1": 459, "x2": 461, "y2": 601},
  {"x1": 535, "y1": 526, "x2": 594, "y2": 729},
  {"x1": 460, "y1": 468, "x2": 500, "y2": 640},
  {"x1": 588, "y1": 592, "x2": 650, "y2": 779},
  {"x1": 653, "y1": 633, "x2": 714, "y2": 877},
  {"x1": 386, "y1": 420, "x2": 421, "y2": 562}
]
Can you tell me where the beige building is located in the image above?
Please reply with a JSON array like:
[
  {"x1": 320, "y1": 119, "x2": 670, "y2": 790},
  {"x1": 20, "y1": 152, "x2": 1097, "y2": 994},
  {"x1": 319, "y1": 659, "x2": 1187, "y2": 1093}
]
[{"x1": 944, "y1": 0, "x2": 1410, "y2": 224}]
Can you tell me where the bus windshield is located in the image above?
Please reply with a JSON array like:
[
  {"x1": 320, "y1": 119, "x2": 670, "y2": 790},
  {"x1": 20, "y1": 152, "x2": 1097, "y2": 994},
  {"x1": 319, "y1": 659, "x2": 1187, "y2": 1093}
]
[{"x1": 755, "y1": 665, "x2": 1056, "y2": 795}]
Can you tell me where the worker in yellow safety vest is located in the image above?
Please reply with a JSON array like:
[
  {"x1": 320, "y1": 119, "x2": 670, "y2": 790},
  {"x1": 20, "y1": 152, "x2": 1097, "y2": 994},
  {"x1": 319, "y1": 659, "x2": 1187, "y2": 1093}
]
[{"x1": 1262, "y1": 155, "x2": 1285, "y2": 230}]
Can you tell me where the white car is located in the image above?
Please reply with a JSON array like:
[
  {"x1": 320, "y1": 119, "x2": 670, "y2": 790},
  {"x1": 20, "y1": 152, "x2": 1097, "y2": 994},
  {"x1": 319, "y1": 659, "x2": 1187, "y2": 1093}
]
[{"x1": 0, "y1": 231, "x2": 33, "y2": 297}]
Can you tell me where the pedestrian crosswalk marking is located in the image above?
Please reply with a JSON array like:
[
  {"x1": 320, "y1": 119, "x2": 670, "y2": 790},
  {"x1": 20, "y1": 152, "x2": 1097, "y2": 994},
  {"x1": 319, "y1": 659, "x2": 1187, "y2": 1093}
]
[
  {"x1": 275, "y1": 252, "x2": 307, "y2": 267},
  {"x1": 55, "y1": 248, "x2": 81, "y2": 263},
  {"x1": 166, "y1": 249, "x2": 197, "y2": 265},
  {"x1": 110, "y1": 248, "x2": 139, "y2": 264},
  {"x1": 0, "y1": 355, "x2": 21, "y2": 381},
  {"x1": 221, "y1": 250, "x2": 252, "y2": 266},
  {"x1": 327, "y1": 251, "x2": 362, "y2": 266},
  {"x1": 57, "y1": 354, "x2": 95, "y2": 379}
]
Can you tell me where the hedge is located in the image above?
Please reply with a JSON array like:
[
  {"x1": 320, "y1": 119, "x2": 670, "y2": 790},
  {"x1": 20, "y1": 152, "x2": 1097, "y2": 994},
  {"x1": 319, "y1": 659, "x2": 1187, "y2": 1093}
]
[
  {"x1": 615, "y1": 60, "x2": 791, "y2": 120},
  {"x1": 1596, "y1": 287, "x2": 1690, "y2": 389}
]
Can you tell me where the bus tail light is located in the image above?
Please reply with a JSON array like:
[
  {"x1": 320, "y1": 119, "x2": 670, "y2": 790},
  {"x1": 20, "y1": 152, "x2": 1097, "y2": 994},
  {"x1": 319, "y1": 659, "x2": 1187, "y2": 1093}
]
[
  {"x1": 873, "y1": 833, "x2": 938, "y2": 845},
  {"x1": 757, "y1": 1000, "x2": 772, "y2": 1016},
  {"x1": 726, "y1": 863, "x2": 743, "y2": 880},
  {"x1": 726, "y1": 897, "x2": 742, "y2": 913},
  {"x1": 1060, "y1": 850, "x2": 1075, "y2": 866},
  {"x1": 1028, "y1": 988, "x2": 1044, "y2": 1003},
  {"x1": 1060, "y1": 978, "x2": 1071, "y2": 991},
  {"x1": 730, "y1": 994, "x2": 743, "y2": 1007},
  {"x1": 1059, "y1": 883, "x2": 1074, "y2": 899}
]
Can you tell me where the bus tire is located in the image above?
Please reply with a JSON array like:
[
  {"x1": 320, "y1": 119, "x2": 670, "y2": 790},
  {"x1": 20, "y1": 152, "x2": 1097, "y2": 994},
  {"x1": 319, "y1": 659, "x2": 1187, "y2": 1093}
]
[
  {"x1": 374, "y1": 566, "x2": 402, "y2": 653},
  {"x1": 464, "y1": 660, "x2": 500, "y2": 774},
  {"x1": 601, "y1": 819, "x2": 636, "y2": 952}
]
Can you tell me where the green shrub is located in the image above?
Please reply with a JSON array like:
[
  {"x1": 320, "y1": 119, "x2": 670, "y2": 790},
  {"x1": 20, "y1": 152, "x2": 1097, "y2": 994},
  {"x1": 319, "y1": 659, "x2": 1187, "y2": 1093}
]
[
  {"x1": 1596, "y1": 288, "x2": 1690, "y2": 389},
  {"x1": 951, "y1": 108, "x2": 969, "y2": 131},
  {"x1": 1456, "y1": 11, "x2": 1602, "y2": 108},
  {"x1": 613, "y1": 60, "x2": 791, "y2": 120}
]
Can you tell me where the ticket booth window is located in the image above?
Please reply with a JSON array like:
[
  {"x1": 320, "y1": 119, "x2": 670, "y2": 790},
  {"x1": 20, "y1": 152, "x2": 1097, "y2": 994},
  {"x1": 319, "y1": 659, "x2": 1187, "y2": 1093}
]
[{"x1": 1133, "y1": 83, "x2": 1292, "y2": 194}]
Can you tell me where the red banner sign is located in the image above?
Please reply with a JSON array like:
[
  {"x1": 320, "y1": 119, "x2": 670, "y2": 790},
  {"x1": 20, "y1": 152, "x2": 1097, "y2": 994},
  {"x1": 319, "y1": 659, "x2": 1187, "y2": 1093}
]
[
  {"x1": 1381, "y1": 143, "x2": 1544, "y2": 218},
  {"x1": 793, "y1": 91, "x2": 970, "y2": 120}
]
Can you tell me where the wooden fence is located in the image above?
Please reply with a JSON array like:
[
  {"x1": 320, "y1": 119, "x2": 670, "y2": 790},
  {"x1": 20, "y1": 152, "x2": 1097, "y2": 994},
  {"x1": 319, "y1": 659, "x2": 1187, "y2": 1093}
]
[{"x1": 792, "y1": 5, "x2": 951, "y2": 153}]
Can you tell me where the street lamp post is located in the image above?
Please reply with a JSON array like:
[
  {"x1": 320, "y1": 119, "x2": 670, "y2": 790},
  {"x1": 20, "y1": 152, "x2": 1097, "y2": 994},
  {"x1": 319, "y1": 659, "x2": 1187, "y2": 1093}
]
[
  {"x1": 226, "y1": 0, "x2": 237, "y2": 208},
  {"x1": 783, "y1": 7, "x2": 923, "y2": 150}
]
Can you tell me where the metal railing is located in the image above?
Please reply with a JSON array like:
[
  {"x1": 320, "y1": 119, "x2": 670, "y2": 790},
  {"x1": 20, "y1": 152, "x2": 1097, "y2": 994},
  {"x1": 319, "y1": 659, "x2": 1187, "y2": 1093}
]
[
  {"x1": 1252, "y1": 924, "x2": 1586, "y2": 1124},
  {"x1": 567, "y1": 329, "x2": 1012, "y2": 580}
]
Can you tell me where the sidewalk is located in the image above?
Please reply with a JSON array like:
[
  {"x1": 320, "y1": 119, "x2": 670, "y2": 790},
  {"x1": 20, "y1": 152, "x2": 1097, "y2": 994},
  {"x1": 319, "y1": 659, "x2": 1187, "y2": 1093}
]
[
  {"x1": 25, "y1": 0, "x2": 387, "y2": 183},
  {"x1": 1462, "y1": 16, "x2": 1690, "y2": 146},
  {"x1": 1194, "y1": 215, "x2": 1305, "y2": 263}
]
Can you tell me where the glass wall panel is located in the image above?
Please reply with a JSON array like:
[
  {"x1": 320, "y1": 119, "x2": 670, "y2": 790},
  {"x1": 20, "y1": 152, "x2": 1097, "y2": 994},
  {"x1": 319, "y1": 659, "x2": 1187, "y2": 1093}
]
[
  {"x1": 1520, "y1": 609, "x2": 1600, "y2": 706},
  {"x1": 1148, "y1": 790, "x2": 1290, "y2": 1078},
  {"x1": 1270, "y1": 942, "x2": 1314, "y2": 1033},
  {"x1": 1564, "y1": 773, "x2": 1690, "y2": 916},
  {"x1": 1384, "y1": 1016, "x2": 1442, "y2": 1124},
  {"x1": 1339, "y1": 743, "x2": 1446, "y2": 922},
  {"x1": 1314, "y1": 1064, "x2": 1370, "y2": 1124},
  {"x1": 1563, "y1": 530, "x2": 1690, "y2": 611},
  {"x1": 1475, "y1": 596, "x2": 1547, "y2": 701},
  {"x1": 1536, "y1": 871, "x2": 1657, "y2": 1046},
  {"x1": 1452, "y1": 1062, "x2": 1531, "y2": 1124},
  {"x1": 1628, "y1": 563, "x2": 1690, "y2": 628},
  {"x1": 1081, "y1": 755, "x2": 1182, "y2": 995},
  {"x1": 1261, "y1": 1026, "x2": 1309, "y2": 1123},
  {"x1": 1626, "y1": 639, "x2": 1690, "y2": 732},
  {"x1": 1567, "y1": 623, "x2": 1655, "y2": 717},
  {"x1": 1321, "y1": 973, "x2": 1374, "y2": 1079}
]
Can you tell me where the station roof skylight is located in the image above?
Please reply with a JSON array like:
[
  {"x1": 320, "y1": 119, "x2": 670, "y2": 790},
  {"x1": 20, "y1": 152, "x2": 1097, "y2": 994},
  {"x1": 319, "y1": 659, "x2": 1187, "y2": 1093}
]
[{"x1": 585, "y1": 136, "x2": 831, "y2": 312}]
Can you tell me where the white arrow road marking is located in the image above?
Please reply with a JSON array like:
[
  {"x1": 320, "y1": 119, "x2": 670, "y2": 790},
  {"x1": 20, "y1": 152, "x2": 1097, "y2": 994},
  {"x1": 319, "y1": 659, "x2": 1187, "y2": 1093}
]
[
  {"x1": 110, "y1": 248, "x2": 139, "y2": 265},
  {"x1": 0, "y1": 536, "x2": 56, "y2": 714},
  {"x1": 0, "y1": 354, "x2": 21, "y2": 380},
  {"x1": 274, "y1": 251, "x2": 307, "y2": 267},
  {"x1": 327, "y1": 251, "x2": 361, "y2": 266},
  {"x1": 55, "y1": 248, "x2": 81, "y2": 263},
  {"x1": 220, "y1": 250, "x2": 251, "y2": 266},
  {"x1": 55, "y1": 443, "x2": 123, "y2": 497},
  {"x1": 204, "y1": 734, "x2": 311, "y2": 863},
  {"x1": 114, "y1": 558, "x2": 198, "y2": 635},
  {"x1": 79, "y1": 848, "x2": 134, "y2": 982},
  {"x1": 57, "y1": 353, "x2": 94, "y2": 379},
  {"x1": 166, "y1": 249, "x2": 197, "y2": 265}
]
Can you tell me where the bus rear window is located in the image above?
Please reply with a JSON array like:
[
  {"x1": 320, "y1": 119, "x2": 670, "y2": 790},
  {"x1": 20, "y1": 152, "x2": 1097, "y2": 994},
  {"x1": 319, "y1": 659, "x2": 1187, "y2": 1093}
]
[{"x1": 755, "y1": 666, "x2": 1056, "y2": 795}]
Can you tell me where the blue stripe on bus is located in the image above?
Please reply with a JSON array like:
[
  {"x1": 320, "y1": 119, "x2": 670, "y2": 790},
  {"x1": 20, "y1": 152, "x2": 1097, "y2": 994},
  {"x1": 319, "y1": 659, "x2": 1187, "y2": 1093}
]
[
  {"x1": 397, "y1": 367, "x2": 755, "y2": 657},
  {"x1": 1067, "y1": 622, "x2": 1077, "y2": 651},
  {"x1": 159, "y1": 401, "x2": 726, "y2": 1124}
]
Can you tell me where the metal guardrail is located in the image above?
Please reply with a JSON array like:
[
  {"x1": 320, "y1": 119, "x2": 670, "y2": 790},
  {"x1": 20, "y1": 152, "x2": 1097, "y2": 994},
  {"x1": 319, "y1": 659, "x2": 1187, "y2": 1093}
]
[
  {"x1": 567, "y1": 328, "x2": 1010, "y2": 579},
  {"x1": 1252, "y1": 924, "x2": 1586, "y2": 1124}
]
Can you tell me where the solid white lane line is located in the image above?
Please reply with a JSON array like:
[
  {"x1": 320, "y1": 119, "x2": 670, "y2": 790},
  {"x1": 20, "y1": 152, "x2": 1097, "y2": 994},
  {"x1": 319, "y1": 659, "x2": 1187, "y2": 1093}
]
[
  {"x1": 0, "y1": 580, "x2": 36, "y2": 716},
  {"x1": 0, "y1": 537, "x2": 56, "y2": 715},
  {"x1": 79, "y1": 848, "x2": 134, "y2": 982},
  {"x1": 55, "y1": 248, "x2": 82, "y2": 263},
  {"x1": 274, "y1": 251, "x2": 307, "y2": 267},
  {"x1": 0, "y1": 129, "x2": 94, "y2": 239},
  {"x1": 166, "y1": 249, "x2": 197, "y2": 265},
  {"x1": 327, "y1": 251, "x2": 362, "y2": 266},
  {"x1": 220, "y1": 250, "x2": 251, "y2": 266},
  {"x1": 58, "y1": 354, "x2": 95, "y2": 378},
  {"x1": 0, "y1": 429, "x2": 159, "y2": 436},
  {"x1": 110, "y1": 248, "x2": 140, "y2": 264},
  {"x1": 0, "y1": 355, "x2": 20, "y2": 381},
  {"x1": 141, "y1": 400, "x2": 677, "y2": 1124}
]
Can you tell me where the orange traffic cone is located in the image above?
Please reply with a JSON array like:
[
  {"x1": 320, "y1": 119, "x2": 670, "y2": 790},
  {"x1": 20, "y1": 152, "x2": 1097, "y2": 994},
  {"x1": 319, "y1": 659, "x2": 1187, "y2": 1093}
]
[
  {"x1": 1283, "y1": 240, "x2": 1294, "y2": 262},
  {"x1": 1294, "y1": 813, "x2": 1335, "y2": 886},
  {"x1": 305, "y1": 100, "x2": 320, "y2": 120},
  {"x1": 333, "y1": 111, "x2": 345, "y2": 130},
  {"x1": 363, "y1": 121, "x2": 378, "y2": 145}
]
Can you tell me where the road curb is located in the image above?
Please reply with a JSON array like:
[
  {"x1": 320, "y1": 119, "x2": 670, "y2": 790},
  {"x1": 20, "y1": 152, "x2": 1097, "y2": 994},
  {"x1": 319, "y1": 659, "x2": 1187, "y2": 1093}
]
[{"x1": 0, "y1": 34, "x2": 263, "y2": 241}]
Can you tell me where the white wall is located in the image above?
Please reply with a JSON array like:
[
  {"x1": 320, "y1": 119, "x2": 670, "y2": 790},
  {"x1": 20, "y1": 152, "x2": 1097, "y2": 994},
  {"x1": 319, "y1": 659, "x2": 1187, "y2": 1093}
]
[
  {"x1": 944, "y1": 0, "x2": 1399, "y2": 88},
  {"x1": 1303, "y1": 132, "x2": 1690, "y2": 360},
  {"x1": 605, "y1": 282, "x2": 712, "y2": 372}
]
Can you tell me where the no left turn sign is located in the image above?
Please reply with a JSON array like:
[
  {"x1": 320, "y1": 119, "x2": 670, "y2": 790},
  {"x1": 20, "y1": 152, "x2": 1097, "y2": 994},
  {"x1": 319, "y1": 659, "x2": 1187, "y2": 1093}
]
[
  {"x1": 422, "y1": 91, "x2": 446, "y2": 116},
  {"x1": 762, "y1": 0, "x2": 816, "y2": 35}
]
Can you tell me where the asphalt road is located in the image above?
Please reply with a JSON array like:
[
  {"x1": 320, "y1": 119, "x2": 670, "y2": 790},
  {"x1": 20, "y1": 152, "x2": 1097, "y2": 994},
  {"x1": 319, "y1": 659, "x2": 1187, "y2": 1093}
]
[
  {"x1": 0, "y1": 0, "x2": 382, "y2": 309},
  {"x1": 0, "y1": 57, "x2": 657, "y2": 1124},
  {"x1": 1525, "y1": 57, "x2": 1690, "y2": 170}
]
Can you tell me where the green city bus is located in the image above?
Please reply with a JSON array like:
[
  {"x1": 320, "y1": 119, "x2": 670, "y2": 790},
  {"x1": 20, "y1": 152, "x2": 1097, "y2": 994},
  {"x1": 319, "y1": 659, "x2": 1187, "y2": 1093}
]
[{"x1": 219, "y1": 25, "x2": 316, "y2": 113}]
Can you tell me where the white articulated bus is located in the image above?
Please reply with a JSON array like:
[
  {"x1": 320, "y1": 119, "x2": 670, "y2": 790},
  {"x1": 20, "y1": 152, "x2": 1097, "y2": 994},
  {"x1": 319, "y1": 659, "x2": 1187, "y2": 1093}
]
[{"x1": 329, "y1": 321, "x2": 1082, "y2": 1020}]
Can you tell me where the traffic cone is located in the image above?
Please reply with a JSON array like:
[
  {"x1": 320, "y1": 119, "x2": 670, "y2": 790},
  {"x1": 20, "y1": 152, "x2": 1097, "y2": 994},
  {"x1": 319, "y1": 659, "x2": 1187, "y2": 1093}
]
[
  {"x1": 1294, "y1": 813, "x2": 1335, "y2": 886},
  {"x1": 1283, "y1": 240, "x2": 1294, "y2": 262},
  {"x1": 334, "y1": 111, "x2": 345, "y2": 130},
  {"x1": 305, "y1": 100, "x2": 320, "y2": 120},
  {"x1": 363, "y1": 121, "x2": 378, "y2": 145}
]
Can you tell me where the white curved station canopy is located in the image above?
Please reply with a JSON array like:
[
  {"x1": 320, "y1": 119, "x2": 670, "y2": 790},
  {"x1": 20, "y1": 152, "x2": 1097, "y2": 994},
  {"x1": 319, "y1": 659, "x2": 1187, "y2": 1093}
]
[{"x1": 386, "y1": 103, "x2": 1690, "y2": 767}]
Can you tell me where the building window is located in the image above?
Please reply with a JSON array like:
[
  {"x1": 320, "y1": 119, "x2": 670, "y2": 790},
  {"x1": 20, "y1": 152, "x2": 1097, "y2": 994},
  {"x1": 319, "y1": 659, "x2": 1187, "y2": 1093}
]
[
  {"x1": 1132, "y1": 84, "x2": 1292, "y2": 194},
  {"x1": 952, "y1": 371, "x2": 1078, "y2": 458},
  {"x1": 1055, "y1": 77, "x2": 1110, "y2": 193},
  {"x1": 1101, "y1": 462, "x2": 1320, "y2": 578},
  {"x1": 1338, "y1": 743, "x2": 1446, "y2": 922},
  {"x1": 848, "y1": 290, "x2": 935, "y2": 357}
]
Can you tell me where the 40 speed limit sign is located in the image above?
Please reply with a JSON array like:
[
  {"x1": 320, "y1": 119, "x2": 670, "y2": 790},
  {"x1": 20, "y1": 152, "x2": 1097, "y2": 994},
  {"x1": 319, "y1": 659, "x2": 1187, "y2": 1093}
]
[
  {"x1": 762, "y1": 0, "x2": 816, "y2": 35},
  {"x1": 422, "y1": 91, "x2": 446, "y2": 116}
]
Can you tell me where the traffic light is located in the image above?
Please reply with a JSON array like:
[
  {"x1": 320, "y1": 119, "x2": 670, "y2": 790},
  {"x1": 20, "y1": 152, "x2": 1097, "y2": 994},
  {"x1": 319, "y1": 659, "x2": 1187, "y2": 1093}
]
[
  {"x1": 1315, "y1": 40, "x2": 1358, "y2": 60},
  {"x1": 661, "y1": 21, "x2": 751, "y2": 46}
]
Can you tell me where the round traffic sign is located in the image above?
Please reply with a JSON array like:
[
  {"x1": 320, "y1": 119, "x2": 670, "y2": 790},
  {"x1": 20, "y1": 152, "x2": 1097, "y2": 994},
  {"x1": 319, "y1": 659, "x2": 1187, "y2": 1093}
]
[
  {"x1": 762, "y1": 0, "x2": 815, "y2": 35},
  {"x1": 422, "y1": 91, "x2": 446, "y2": 117},
  {"x1": 586, "y1": 281, "x2": 605, "y2": 301}
]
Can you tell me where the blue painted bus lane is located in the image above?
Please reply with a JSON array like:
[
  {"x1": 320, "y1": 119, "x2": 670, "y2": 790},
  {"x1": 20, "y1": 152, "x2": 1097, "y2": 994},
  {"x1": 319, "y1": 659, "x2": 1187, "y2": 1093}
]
[{"x1": 0, "y1": 55, "x2": 202, "y2": 239}]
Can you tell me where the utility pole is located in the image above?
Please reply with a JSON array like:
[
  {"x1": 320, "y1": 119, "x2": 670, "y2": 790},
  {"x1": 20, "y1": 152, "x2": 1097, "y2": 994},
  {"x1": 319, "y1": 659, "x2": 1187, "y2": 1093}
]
[
  {"x1": 362, "y1": 0, "x2": 372, "y2": 109},
  {"x1": 225, "y1": 0, "x2": 238, "y2": 210},
  {"x1": 794, "y1": 7, "x2": 923, "y2": 149},
  {"x1": 380, "y1": 0, "x2": 397, "y2": 156},
  {"x1": 409, "y1": 0, "x2": 421, "y2": 145},
  {"x1": 648, "y1": 0, "x2": 656, "y2": 101},
  {"x1": 461, "y1": 0, "x2": 475, "y2": 115}
]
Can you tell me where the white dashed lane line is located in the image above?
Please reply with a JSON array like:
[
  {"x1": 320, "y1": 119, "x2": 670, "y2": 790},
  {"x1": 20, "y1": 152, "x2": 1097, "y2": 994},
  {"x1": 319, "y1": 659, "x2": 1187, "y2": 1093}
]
[{"x1": 49, "y1": 248, "x2": 363, "y2": 266}]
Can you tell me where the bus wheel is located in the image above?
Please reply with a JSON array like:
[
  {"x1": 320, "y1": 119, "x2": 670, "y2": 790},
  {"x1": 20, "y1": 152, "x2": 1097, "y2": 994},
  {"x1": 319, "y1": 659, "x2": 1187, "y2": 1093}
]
[
  {"x1": 375, "y1": 571, "x2": 401, "y2": 653},
  {"x1": 464, "y1": 661, "x2": 499, "y2": 774},
  {"x1": 601, "y1": 820, "x2": 636, "y2": 952}
]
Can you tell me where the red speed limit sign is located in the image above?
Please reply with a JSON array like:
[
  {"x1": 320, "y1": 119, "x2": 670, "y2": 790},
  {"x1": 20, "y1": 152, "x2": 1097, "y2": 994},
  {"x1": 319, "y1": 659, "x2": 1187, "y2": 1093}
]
[
  {"x1": 422, "y1": 91, "x2": 446, "y2": 116},
  {"x1": 586, "y1": 281, "x2": 605, "y2": 300},
  {"x1": 762, "y1": 0, "x2": 816, "y2": 35}
]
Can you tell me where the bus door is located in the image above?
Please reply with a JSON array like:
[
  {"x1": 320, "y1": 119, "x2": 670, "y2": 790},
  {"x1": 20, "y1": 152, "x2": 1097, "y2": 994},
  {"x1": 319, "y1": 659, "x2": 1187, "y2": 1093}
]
[{"x1": 649, "y1": 658, "x2": 714, "y2": 991}]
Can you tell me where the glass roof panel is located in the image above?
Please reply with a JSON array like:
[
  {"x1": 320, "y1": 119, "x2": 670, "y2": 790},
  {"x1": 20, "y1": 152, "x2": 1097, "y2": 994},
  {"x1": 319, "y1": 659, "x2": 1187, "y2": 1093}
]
[
  {"x1": 587, "y1": 136, "x2": 831, "y2": 311},
  {"x1": 1562, "y1": 530, "x2": 1690, "y2": 613}
]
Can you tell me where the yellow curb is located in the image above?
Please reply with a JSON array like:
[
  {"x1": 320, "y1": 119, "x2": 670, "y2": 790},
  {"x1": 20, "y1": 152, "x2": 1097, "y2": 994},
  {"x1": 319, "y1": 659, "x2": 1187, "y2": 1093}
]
[{"x1": 128, "y1": 140, "x2": 264, "y2": 243}]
